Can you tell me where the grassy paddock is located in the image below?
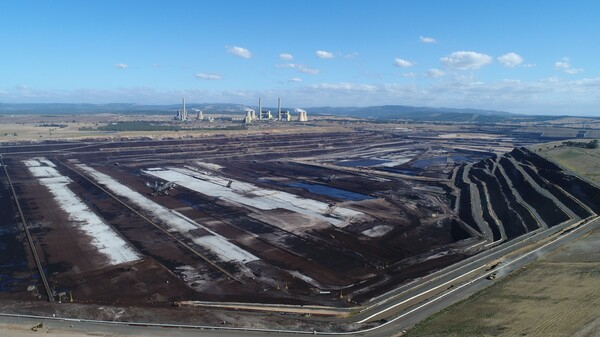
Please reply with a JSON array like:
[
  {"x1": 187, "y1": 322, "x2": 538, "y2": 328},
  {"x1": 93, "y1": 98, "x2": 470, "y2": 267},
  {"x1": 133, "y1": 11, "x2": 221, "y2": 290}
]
[
  {"x1": 404, "y1": 228, "x2": 600, "y2": 337},
  {"x1": 536, "y1": 140, "x2": 600, "y2": 185}
]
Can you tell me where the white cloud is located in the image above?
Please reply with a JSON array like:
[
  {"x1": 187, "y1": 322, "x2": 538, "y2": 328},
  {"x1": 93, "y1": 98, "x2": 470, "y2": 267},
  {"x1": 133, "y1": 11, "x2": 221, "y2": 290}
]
[
  {"x1": 394, "y1": 58, "x2": 415, "y2": 68},
  {"x1": 565, "y1": 68, "x2": 583, "y2": 74},
  {"x1": 419, "y1": 36, "x2": 437, "y2": 44},
  {"x1": 276, "y1": 63, "x2": 319, "y2": 75},
  {"x1": 426, "y1": 68, "x2": 446, "y2": 78},
  {"x1": 344, "y1": 52, "x2": 359, "y2": 59},
  {"x1": 497, "y1": 52, "x2": 524, "y2": 68},
  {"x1": 554, "y1": 58, "x2": 570, "y2": 69},
  {"x1": 288, "y1": 77, "x2": 303, "y2": 83},
  {"x1": 279, "y1": 53, "x2": 293, "y2": 61},
  {"x1": 541, "y1": 76, "x2": 560, "y2": 83},
  {"x1": 195, "y1": 73, "x2": 222, "y2": 80},
  {"x1": 3, "y1": 77, "x2": 600, "y2": 115},
  {"x1": 441, "y1": 51, "x2": 492, "y2": 70},
  {"x1": 276, "y1": 63, "x2": 295, "y2": 69},
  {"x1": 227, "y1": 46, "x2": 252, "y2": 58},
  {"x1": 297, "y1": 65, "x2": 320, "y2": 75},
  {"x1": 311, "y1": 82, "x2": 377, "y2": 92},
  {"x1": 403, "y1": 72, "x2": 417, "y2": 78},
  {"x1": 114, "y1": 63, "x2": 128, "y2": 69},
  {"x1": 316, "y1": 50, "x2": 335, "y2": 59},
  {"x1": 554, "y1": 57, "x2": 583, "y2": 74}
]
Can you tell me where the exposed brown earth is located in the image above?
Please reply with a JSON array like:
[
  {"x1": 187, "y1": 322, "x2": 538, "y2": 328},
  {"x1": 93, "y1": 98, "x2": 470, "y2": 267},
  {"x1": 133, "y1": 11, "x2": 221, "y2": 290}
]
[{"x1": 1, "y1": 122, "x2": 597, "y2": 326}]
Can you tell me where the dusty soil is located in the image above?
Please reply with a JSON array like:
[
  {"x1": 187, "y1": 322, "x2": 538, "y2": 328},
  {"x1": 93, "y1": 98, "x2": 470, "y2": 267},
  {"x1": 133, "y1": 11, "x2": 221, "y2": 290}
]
[
  {"x1": 1, "y1": 121, "x2": 595, "y2": 325},
  {"x1": 0, "y1": 129, "x2": 479, "y2": 310}
]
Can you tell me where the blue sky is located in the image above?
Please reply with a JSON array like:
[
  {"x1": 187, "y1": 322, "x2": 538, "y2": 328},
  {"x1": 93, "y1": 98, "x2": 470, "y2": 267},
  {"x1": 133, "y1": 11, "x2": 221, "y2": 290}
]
[{"x1": 1, "y1": 0, "x2": 600, "y2": 115}]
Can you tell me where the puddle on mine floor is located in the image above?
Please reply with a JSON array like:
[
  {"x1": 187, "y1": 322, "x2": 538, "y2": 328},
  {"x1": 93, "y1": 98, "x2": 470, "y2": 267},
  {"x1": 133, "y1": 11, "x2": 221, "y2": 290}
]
[
  {"x1": 335, "y1": 158, "x2": 389, "y2": 167},
  {"x1": 379, "y1": 167, "x2": 420, "y2": 176},
  {"x1": 287, "y1": 182, "x2": 374, "y2": 201}
]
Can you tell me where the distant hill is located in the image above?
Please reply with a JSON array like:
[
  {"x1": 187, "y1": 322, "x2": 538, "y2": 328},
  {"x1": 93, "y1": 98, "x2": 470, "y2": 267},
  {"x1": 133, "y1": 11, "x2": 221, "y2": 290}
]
[
  {"x1": 304, "y1": 105, "x2": 588, "y2": 122},
  {"x1": 0, "y1": 103, "x2": 252, "y2": 115},
  {"x1": 0, "y1": 102, "x2": 310, "y2": 116},
  {"x1": 307, "y1": 105, "x2": 529, "y2": 122},
  {"x1": 308, "y1": 105, "x2": 509, "y2": 117},
  {"x1": 0, "y1": 103, "x2": 168, "y2": 115},
  {"x1": 0, "y1": 102, "x2": 586, "y2": 122}
]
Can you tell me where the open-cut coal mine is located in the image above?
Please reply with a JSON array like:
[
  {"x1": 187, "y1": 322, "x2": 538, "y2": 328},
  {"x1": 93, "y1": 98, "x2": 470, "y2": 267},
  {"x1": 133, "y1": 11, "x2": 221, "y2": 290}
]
[{"x1": 0, "y1": 126, "x2": 598, "y2": 318}]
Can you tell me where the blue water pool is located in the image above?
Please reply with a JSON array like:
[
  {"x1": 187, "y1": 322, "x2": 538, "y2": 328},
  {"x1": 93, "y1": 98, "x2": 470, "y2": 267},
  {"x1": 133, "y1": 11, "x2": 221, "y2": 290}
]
[{"x1": 287, "y1": 182, "x2": 374, "y2": 201}]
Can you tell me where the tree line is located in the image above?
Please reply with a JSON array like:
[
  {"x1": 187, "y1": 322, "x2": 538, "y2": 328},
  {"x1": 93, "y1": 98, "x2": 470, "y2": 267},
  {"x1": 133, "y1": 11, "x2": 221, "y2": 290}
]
[{"x1": 562, "y1": 139, "x2": 599, "y2": 149}]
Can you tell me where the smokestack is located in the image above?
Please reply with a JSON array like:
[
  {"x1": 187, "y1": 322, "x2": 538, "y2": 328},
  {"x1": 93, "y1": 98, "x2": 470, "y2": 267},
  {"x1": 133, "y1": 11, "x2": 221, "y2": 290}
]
[
  {"x1": 182, "y1": 97, "x2": 187, "y2": 121},
  {"x1": 278, "y1": 97, "x2": 282, "y2": 121},
  {"x1": 258, "y1": 97, "x2": 262, "y2": 120}
]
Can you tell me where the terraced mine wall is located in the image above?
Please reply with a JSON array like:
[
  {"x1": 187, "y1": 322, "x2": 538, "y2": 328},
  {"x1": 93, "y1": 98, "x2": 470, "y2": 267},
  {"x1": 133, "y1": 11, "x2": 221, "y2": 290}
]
[
  {"x1": 454, "y1": 165, "x2": 479, "y2": 235},
  {"x1": 510, "y1": 150, "x2": 591, "y2": 219},
  {"x1": 512, "y1": 148, "x2": 600, "y2": 215},
  {"x1": 499, "y1": 156, "x2": 569, "y2": 227},
  {"x1": 455, "y1": 147, "x2": 598, "y2": 245},
  {"x1": 470, "y1": 174, "x2": 502, "y2": 241},
  {"x1": 469, "y1": 165, "x2": 527, "y2": 240},
  {"x1": 494, "y1": 166, "x2": 540, "y2": 231}
]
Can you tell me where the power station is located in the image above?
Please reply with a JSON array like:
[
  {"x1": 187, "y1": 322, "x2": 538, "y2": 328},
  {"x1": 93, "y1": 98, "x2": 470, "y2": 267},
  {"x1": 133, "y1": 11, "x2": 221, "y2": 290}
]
[
  {"x1": 174, "y1": 97, "x2": 190, "y2": 121},
  {"x1": 245, "y1": 97, "x2": 307, "y2": 124},
  {"x1": 174, "y1": 97, "x2": 307, "y2": 125}
]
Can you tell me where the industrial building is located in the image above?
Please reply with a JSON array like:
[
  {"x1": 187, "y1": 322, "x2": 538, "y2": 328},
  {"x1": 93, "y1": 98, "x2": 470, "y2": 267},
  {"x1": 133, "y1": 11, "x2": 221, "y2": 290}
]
[
  {"x1": 296, "y1": 108, "x2": 308, "y2": 122},
  {"x1": 194, "y1": 109, "x2": 204, "y2": 121},
  {"x1": 253, "y1": 97, "x2": 307, "y2": 122},
  {"x1": 173, "y1": 97, "x2": 306, "y2": 125},
  {"x1": 174, "y1": 98, "x2": 190, "y2": 122},
  {"x1": 276, "y1": 98, "x2": 292, "y2": 122},
  {"x1": 244, "y1": 109, "x2": 255, "y2": 124},
  {"x1": 259, "y1": 109, "x2": 273, "y2": 120},
  {"x1": 174, "y1": 99, "x2": 210, "y2": 122}
]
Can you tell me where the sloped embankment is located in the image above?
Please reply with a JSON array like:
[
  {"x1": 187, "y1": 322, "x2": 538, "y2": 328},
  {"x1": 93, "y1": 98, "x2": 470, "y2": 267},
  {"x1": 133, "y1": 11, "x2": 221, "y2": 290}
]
[{"x1": 454, "y1": 147, "x2": 595, "y2": 244}]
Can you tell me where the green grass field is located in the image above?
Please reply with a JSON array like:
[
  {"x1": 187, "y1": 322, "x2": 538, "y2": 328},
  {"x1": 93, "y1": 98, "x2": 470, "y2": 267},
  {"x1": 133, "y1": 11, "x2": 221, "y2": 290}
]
[
  {"x1": 537, "y1": 141, "x2": 600, "y2": 185},
  {"x1": 403, "y1": 227, "x2": 600, "y2": 337}
]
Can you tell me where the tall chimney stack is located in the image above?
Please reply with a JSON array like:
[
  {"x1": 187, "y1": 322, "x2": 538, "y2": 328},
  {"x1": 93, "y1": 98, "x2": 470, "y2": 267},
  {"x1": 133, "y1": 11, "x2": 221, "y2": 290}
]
[
  {"x1": 258, "y1": 97, "x2": 262, "y2": 120},
  {"x1": 277, "y1": 97, "x2": 282, "y2": 121}
]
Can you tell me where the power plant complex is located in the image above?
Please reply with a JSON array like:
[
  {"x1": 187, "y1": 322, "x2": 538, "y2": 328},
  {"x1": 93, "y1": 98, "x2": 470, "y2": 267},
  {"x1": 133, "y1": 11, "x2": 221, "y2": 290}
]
[
  {"x1": 244, "y1": 97, "x2": 308, "y2": 124},
  {"x1": 173, "y1": 98, "x2": 189, "y2": 121},
  {"x1": 175, "y1": 97, "x2": 308, "y2": 124},
  {"x1": 174, "y1": 98, "x2": 206, "y2": 122}
]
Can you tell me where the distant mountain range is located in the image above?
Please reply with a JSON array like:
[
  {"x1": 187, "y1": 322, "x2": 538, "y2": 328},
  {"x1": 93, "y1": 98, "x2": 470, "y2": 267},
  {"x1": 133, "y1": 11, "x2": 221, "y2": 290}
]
[
  {"x1": 307, "y1": 105, "x2": 521, "y2": 122},
  {"x1": 0, "y1": 103, "x2": 590, "y2": 122},
  {"x1": 0, "y1": 103, "x2": 250, "y2": 115}
]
